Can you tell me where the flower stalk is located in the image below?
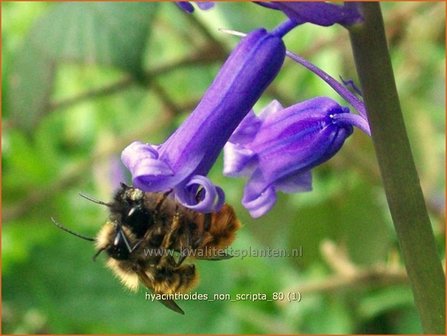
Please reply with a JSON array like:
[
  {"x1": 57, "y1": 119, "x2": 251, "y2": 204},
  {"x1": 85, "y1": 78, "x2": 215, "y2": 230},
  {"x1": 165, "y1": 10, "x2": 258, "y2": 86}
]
[{"x1": 348, "y1": 3, "x2": 445, "y2": 333}]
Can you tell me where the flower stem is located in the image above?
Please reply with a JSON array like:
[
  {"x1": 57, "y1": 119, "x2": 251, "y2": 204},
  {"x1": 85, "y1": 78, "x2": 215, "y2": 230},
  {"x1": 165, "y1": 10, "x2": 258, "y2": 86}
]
[
  {"x1": 285, "y1": 50, "x2": 368, "y2": 121},
  {"x1": 271, "y1": 19, "x2": 299, "y2": 38},
  {"x1": 348, "y1": 3, "x2": 445, "y2": 333}
]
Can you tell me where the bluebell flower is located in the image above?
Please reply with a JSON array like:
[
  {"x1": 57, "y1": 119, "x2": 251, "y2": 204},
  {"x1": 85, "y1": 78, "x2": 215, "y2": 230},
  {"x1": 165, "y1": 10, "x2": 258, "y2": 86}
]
[
  {"x1": 223, "y1": 97, "x2": 370, "y2": 218},
  {"x1": 122, "y1": 22, "x2": 296, "y2": 212},
  {"x1": 176, "y1": 2, "x2": 214, "y2": 13},
  {"x1": 256, "y1": 2, "x2": 363, "y2": 27}
]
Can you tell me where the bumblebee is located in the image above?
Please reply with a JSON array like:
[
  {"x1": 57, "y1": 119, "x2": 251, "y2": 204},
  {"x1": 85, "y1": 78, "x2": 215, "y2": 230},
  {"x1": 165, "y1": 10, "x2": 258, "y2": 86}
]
[{"x1": 53, "y1": 183, "x2": 240, "y2": 314}]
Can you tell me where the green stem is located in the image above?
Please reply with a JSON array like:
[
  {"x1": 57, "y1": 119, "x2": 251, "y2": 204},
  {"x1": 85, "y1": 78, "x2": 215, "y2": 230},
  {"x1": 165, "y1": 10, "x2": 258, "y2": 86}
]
[{"x1": 348, "y1": 3, "x2": 445, "y2": 334}]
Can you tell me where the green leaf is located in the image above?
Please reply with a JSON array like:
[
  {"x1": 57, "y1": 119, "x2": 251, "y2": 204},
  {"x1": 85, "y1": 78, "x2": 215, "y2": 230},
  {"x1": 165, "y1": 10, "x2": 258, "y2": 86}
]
[{"x1": 9, "y1": 2, "x2": 158, "y2": 131}]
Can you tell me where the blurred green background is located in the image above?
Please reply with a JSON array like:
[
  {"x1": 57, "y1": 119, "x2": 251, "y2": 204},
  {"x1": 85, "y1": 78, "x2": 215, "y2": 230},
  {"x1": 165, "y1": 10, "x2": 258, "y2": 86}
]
[{"x1": 2, "y1": 2, "x2": 445, "y2": 334}]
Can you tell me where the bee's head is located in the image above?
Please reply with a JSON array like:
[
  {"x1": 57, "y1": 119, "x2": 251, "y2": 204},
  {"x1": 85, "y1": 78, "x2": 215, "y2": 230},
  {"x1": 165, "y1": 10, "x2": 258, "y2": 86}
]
[
  {"x1": 113, "y1": 183, "x2": 144, "y2": 211},
  {"x1": 111, "y1": 183, "x2": 154, "y2": 237},
  {"x1": 53, "y1": 184, "x2": 147, "y2": 260}
]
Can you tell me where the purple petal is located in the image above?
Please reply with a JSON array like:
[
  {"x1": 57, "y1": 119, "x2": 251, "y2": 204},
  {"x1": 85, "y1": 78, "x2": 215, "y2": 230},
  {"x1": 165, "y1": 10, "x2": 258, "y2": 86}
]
[
  {"x1": 258, "y1": 99, "x2": 284, "y2": 120},
  {"x1": 122, "y1": 141, "x2": 204, "y2": 192},
  {"x1": 228, "y1": 110, "x2": 262, "y2": 145},
  {"x1": 159, "y1": 28, "x2": 285, "y2": 178},
  {"x1": 242, "y1": 173, "x2": 277, "y2": 218},
  {"x1": 176, "y1": 2, "x2": 195, "y2": 13},
  {"x1": 121, "y1": 141, "x2": 159, "y2": 168},
  {"x1": 274, "y1": 2, "x2": 363, "y2": 27},
  {"x1": 196, "y1": 2, "x2": 214, "y2": 10},
  {"x1": 250, "y1": 108, "x2": 353, "y2": 185},
  {"x1": 176, "y1": 1, "x2": 214, "y2": 13},
  {"x1": 223, "y1": 142, "x2": 256, "y2": 177},
  {"x1": 275, "y1": 170, "x2": 312, "y2": 193},
  {"x1": 241, "y1": 169, "x2": 312, "y2": 218},
  {"x1": 224, "y1": 100, "x2": 284, "y2": 176},
  {"x1": 175, "y1": 175, "x2": 225, "y2": 212},
  {"x1": 225, "y1": 100, "x2": 284, "y2": 145}
]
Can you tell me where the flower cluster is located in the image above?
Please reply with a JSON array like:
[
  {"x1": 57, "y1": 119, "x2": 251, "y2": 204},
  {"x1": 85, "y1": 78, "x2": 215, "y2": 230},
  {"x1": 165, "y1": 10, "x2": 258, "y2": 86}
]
[
  {"x1": 123, "y1": 25, "x2": 289, "y2": 212},
  {"x1": 122, "y1": 3, "x2": 369, "y2": 217}
]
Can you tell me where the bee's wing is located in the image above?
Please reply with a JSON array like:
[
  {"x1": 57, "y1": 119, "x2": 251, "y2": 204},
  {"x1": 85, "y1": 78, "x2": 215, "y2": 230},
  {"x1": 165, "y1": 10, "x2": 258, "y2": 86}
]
[
  {"x1": 137, "y1": 270, "x2": 185, "y2": 315},
  {"x1": 157, "y1": 297, "x2": 185, "y2": 315}
]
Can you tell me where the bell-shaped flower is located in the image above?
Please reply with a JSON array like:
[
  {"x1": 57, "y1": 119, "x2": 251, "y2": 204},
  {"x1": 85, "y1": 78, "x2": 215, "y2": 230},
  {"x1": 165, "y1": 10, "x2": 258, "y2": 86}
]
[
  {"x1": 178, "y1": 2, "x2": 362, "y2": 28},
  {"x1": 257, "y1": 2, "x2": 363, "y2": 27},
  {"x1": 122, "y1": 23, "x2": 295, "y2": 212},
  {"x1": 223, "y1": 97, "x2": 369, "y2": 218}
]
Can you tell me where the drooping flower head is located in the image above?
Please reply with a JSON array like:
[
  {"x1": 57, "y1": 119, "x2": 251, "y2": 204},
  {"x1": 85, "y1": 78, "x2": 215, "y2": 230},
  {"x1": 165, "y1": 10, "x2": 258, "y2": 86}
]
[
  {"x1": 216, "y1": 25, "x2": 371, "y2": 218},
  {"x1": 177, "y1": 2, "x2": 363, "y2": 28},
  {"x1": 122, "y1": 21, "x2": 296, "y2": 212},
  {"x1": 123, "y1": 3, "x2": 368, "y2": 218},
  {"x1": 256, "y1": 2, "x2": 363, "y2": 27},
  {"x1": 223, "y1": 97, "x2": 369, "y2": 218}
]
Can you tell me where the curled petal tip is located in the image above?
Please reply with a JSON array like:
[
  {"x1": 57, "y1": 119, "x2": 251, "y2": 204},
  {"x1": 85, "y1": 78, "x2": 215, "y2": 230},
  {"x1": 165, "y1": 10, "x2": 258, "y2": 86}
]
[
  {"x1": 121, "y1": 141, "x2": 158, "y2": 170},
  {"x1": 242, "y1": 186, "x2": 276, "y2": 218},
  {"x1": 121, "y1": 141, "x2": 178, "y2": 192},
  {"x1": 175, "y1": 175, "x2": 225, "y2": 213}
]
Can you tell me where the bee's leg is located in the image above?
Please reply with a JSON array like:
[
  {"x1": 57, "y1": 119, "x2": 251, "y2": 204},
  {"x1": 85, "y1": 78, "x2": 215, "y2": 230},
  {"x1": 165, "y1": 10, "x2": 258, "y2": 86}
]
[
  {"x1": 137, "y1": 190, "x2": 173, "y2": 251},
  {"x1": 162, "y1": 205, "x2": 181, "y2": 246},
  {"x1": 175, "y1": 231, "x2": 190, "y2": 267},
  {"x1": 129, "y1": 239, "x2": 144, "y2": 253},
  {"x1": 190, "y1": 213, "x2": 212, "y2": 251},
  {"x1": 159, "y1": 205, "x2": 184, "y2": 265},
  {"x1": 176, "y1": 254, "x2": 187, "y2": 267},
  {"x1": 191, "y1": 188, "x2": 211, "y2": 247},
  {"x1": 203, "y1": 213, "x2": 212, "y2": 232},
  {"x1": 154, "y1": 190, "x2": 172, "y2": 213},
  {"x1": 195, "y1": 212, "x2": 234, "y2": 260},
  {"x1": 195, "y1": 213, "x2": 212, "y2": 246},
  {"x1": 160, "y1": 205, "x2": 193, "y2": 267},
  {"x1": 117, "y1": 226, "x2": 134, "y2": 253},
  {"x1": 92, "y1": 247, "x2": 105, "y2": 261}
]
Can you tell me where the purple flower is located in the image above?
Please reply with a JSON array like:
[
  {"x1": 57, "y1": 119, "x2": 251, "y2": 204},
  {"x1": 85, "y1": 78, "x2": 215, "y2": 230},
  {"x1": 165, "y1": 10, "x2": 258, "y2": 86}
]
[
  {"x1": 176, "y1": 2, "x2": 214, "y2": 13},
  {"x1": 256, "y1": 2, "x2": 363, "y2": 27},
  {"x1": 122, "y1": 25, "x2": 289, "y2": 212},
  {"x1": 223, "y1": 97, "x2": 369, "y2": 218}
]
